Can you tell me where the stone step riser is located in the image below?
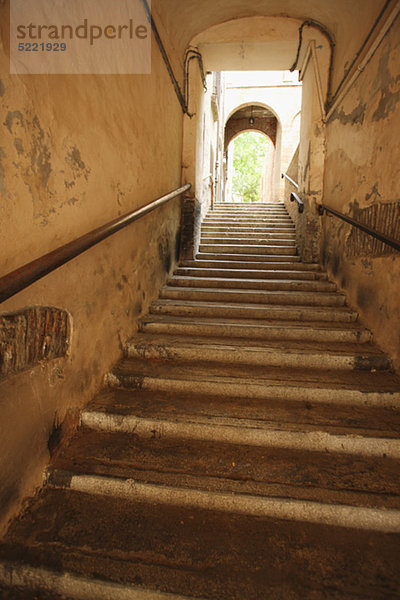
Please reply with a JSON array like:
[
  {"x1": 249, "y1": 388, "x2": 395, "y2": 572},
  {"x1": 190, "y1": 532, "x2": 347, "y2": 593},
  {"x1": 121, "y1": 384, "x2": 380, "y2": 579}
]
[
  {"x1": 199, "y1": 245, "x2": 297, "y2": 255},
  {"x1": 138, "y1": 320, "x2": 372, "y2": 344},
  {"x1": 203, "y1": 219, "x2": 293, "y2": 225},
  {"x1": 82, "y1": 410, "x2": 400, "y2": 461},
  {"x1": 201, "y1": 229, "x2": 296, "y2": 236},
  {"x1": 174, "y1": 268, "x2": 326, "y2": 281},
  {"x1": 124, "y1": 341, "x2": 390, "y2": 372},
  {"x1": 149, "y1": 301, "x2": 359, "y2": 323},
  {"x1": 105, "y1": 371, "x2": 400, "y2": 409},
  {"x1": 50, "y1": 472, "x2": 400, "y2": 533},
  {"x1": 160, "y1": 287, "x2": 346, "y2": 306},
  {"x1": 196, "y1": 253, "x2": 301, "y2": 262},
  {"x1": 0, "y1": 563, "x2": 195, "y2": 600},
  {"x1": 167, "y1": 277, "x2": 337, "y2": 293},
  {"x1": 185, "y1": 259, "x2": 318, "y2": 270},
  {"x1": 200, "y1": 238, "x2": 297, "y2": 246}
]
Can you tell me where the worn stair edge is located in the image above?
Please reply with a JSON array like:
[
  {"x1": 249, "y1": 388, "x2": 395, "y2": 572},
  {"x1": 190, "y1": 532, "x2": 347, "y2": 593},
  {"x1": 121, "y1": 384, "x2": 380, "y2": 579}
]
[
  {"x1": 0, "y1": 562, "x2": 197, "y2": 600},
  {"x1": 138, "y1": 318, "x2": 372, "y2": 344},
  {"x1": 160, "y1": 287, "x2": 347, "y2": 307},
  {"x1": 105, "y1": 371, "x2": 400, "y2": 408},
  {"x1": 167, "y1": 276, "x2": 337, "y2": 292},
  {"x1": 149, "y1": 300, "x2": 358, "y2": 322},
  {"x1": 174, "y1": 268, "x2": 327, "y2": 281},
  {"x1": 195, "y1": 253, "x2": 301, "y2": 262},
  {"x1": 50, "y1": 473, "x2": 400, "y2": 533},
  {"x1": 124, "y1": 338, "x2": 391, "y2": 371},
  {"x1": 81, "y1": 411, "x2": 400, "y2": 459}
]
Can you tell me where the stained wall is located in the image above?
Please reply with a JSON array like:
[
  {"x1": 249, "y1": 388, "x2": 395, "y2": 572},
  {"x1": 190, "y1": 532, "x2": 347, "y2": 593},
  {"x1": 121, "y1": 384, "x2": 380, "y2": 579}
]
[
  {"x1": 0, "y1": 1, "x2": 184, "y2": 533},
  {"x1": 322, "y1": 15, "x2": 400, "y2": 370}
]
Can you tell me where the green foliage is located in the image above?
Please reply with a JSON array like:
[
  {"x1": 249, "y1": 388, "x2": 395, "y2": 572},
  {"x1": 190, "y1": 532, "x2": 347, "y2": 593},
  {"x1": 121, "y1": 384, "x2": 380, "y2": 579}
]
[{"x1": 231, "y1": 132, "x2": 268, "y2": 203}]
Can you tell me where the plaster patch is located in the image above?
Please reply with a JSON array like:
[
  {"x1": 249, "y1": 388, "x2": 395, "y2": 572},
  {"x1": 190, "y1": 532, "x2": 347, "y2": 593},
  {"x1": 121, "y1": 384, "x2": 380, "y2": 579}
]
[
  {"x1": 4, "y1": 110, "x2": 24, "y2": 134},
  {"x1": 330, "y1": 102, "x2": 366, "y2": 126},
  {"x1": 0, "y1": 147, "x2": 7, "y2": 195}
]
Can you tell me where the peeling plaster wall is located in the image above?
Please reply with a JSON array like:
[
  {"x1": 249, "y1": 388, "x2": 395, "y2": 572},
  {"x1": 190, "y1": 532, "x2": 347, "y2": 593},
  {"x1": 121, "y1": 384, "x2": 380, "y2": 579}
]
[
  {"x1": 0, "y1": 2, "x2": 183, "y2": 533},
  {"x1": 323, "y1": 15, "x2": 400, "y2": 370}
]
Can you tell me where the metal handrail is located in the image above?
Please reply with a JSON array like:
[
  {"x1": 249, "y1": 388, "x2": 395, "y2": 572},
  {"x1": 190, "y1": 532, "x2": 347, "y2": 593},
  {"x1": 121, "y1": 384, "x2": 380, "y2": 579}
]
[
  {"x1": 0, "y1": 184, "x2": 191, "y2": 304},
  {"x1": 281, "y1": 172, "x2": 299, "y2": 189},
  {"x1": 318, "y1": 203, "x2": 400, "y2": 252},
  {"x1": 290, "y1": 192, "x2": 304, "y2": 213}
]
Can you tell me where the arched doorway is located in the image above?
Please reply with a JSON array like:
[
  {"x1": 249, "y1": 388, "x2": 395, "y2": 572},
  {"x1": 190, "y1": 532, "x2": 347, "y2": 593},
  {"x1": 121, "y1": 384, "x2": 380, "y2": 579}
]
[
  {"x1": 223, "y1": 104, "x2": 279, "y2": 202},
  {"x1": 226, "y1": 130, "x2": 274, "y2": 203}
]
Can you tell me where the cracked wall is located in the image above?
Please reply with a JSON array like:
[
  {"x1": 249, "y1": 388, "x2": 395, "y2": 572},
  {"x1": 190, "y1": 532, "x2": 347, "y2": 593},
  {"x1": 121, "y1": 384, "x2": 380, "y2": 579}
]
[
  {"x1": 322, "y1": 15, "x2": 400, "y2": 370},
  {"x1": 0, "y1": 0, "x2": 183, "y2": 533}
]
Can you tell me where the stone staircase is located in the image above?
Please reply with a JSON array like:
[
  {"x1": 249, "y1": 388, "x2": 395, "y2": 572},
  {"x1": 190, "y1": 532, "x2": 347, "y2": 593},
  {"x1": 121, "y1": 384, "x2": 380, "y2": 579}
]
[{"x1": 1, "y1": 202, "x2": 400, "y2": 599}]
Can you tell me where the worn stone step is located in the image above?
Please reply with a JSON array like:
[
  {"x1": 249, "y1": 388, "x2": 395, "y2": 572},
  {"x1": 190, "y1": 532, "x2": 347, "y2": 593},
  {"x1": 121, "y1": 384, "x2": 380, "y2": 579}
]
[
  {"x1": 160, "y1": 286, "x2": 347, "y2": 306},
  {"x1": 200, "y1": 231, "x2": 296, "y2": 240},
  {"x1": 2, "y1": 488, "x2": 399, "y2": 600},
  {"x1": 200, "y1": 236, "x2": 297, "y2": 246},
  {"x1": 185, "y1": 258, "x2": 317, "y2": 270},
  {"x1": 124, "y1": 333, "x2": 391, "y2": 371},
  {"x1": 83, "y1": 391, "x2": 400, "y2": 462},
  {"x1": 199, "y1": 244, "x2": 297, "y2": 255},
  {"x1": 175, "y1": 267, "x2": 327, "y2": 281},
  {"x1": 138, "y1": 315, "x2": 372, "y2": 344},
  {"x1": 150, "y1": 299, "x2": 359, "y2": 322},
  {"x1": 210, "y1": 209, "x2": 288, "y2": 214},
  {"x1": 201, "y1": 222, "x2": 295, "y2": 229},
  {"x1": 167, "y1": 275, "x2": 336, "y2": 293},
  {"x1": 195, "y1": 252, "x2": 302, "y2": 262},
  {"x1": 203, "y1": 218, "x2": 293, "y2": 226},
  {"x1": 106, "y1": 360, "x2": 400, "y2": 409},
  {"x1": 48, "y1": 428, "x2": 400, "y2": 511}
]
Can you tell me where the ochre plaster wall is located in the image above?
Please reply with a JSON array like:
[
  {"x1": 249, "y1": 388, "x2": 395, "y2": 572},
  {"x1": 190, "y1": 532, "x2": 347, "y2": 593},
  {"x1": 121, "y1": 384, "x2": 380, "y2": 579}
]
[
  {"x1": 322, "y1": 15, "x2": 400, "y2": 370},
  {"x1": 0, "y1": 2, "x2": 183, "y2": 533}
]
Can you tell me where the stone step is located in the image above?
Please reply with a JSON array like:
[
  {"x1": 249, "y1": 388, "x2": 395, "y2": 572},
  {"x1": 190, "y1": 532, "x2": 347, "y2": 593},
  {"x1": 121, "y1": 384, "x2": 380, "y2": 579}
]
[
  {"x1": 175, "y1": 267, "x2": 327, "y2": 280},
  {"x1": 208, "y1": 213, "x2": 289, "y2": 219},
  {"x1": 150, "y1": 299, "x2": 359, "y2": 322},
  {"x1": 208, "y1": 206, "x2": 288, "y2": 215},
  {"x1": 160, "y1": 286, "x2": 347, "y2": 306},
  {"x1": 203, "y1": 218, "x2": 293, "y2": 225},
  {"x1": 124, "y1": 333, "x2": 391, "y2": 371},
  {"x1": 200, "y1": 236, "x2": 297, "y2": 246},
  {"x1": 195, "y1": 252, "x2": 302, "y2": 262},
  {"x1": 201, "y1": 226, "x2": 296, "y2": 234},
  {"x1": 2, "y1": 488, "x2": 399, "y2": 600},
  {"x1": 199, "y1": 244, "x2": 297, "y2": 255},
  {"x1": 49, "y1": 426, "x2": 400, "y2": 511},
  {"x1": 201, "y1": 230, "x2": 296, "y2": 239},
  {"x1": 167, "y1": 275, "x2": 337, "y2": 293},
  {"x1": 138, "y1": 314, "x2": 372, "y2": 344},
  {"x1": 106, "y1": 360, "x2": 400, "y2": 409},
  {"x1": 183, "y1": 257, "x2": 320, "y2": 278}
]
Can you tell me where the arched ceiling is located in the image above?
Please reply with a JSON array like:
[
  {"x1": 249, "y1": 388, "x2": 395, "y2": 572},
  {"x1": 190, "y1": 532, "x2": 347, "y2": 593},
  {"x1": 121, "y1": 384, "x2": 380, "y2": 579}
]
[{"x1": 152, "y1": 0, "x2": 386, "y2": 91}]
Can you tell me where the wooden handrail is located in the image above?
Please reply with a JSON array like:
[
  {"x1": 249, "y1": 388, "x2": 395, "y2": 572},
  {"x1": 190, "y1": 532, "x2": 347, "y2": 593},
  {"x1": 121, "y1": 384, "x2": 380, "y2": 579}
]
[
  {"x1": 318, "y1": 203, "x2": 400, "y2": 252},
  {"x1": 0, "y1": 184, "x2": 191, "y2": 304},
  {"x1": 281, "y1": 172, "x2": 299, "y2": 189}
]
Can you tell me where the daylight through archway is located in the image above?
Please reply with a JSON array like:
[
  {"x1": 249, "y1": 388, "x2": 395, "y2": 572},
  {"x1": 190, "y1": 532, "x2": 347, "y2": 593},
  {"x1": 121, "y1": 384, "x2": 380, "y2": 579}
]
[{"x1": 226, "y1": 131, "x2": 274, "y2": 203}]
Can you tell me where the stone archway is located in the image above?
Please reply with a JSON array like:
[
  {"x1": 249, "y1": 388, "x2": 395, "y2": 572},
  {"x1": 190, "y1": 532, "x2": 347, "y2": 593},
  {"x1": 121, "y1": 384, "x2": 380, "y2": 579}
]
[
  {"x1": 224, "y1": 105, "x2": 277, "y2": 149},
  {"x1": 223, "y1": 104, "x2": 279, "y2": 202}
]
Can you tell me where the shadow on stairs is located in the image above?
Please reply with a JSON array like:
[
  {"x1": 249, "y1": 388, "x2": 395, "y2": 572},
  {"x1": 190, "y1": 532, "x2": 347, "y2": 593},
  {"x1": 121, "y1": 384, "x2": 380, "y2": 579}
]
[{"x1": 1, "y1": 202, "x2": 399, "y2": 600}]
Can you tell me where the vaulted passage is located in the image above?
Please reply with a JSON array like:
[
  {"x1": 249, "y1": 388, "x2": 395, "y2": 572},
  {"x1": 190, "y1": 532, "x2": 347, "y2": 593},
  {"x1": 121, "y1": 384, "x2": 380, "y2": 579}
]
[
  {"x1": 1, "y1": 203, "x2": 399, "y2": 598},
  {"x1": 1, "y1": 0, "x2": 400, "y2": 597}
]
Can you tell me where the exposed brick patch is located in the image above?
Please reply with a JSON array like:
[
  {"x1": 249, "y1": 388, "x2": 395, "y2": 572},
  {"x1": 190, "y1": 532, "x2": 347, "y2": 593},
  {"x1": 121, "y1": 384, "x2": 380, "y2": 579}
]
[
  {"x1": 346, "y1": 201, "x2": 400, "y2": 258},
  {"x1": 0, "y1": 306, "x2": 71, "y2": 379},
  {"x1": 179, "y1": 192, "x2": 201, "y2": 260}
]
